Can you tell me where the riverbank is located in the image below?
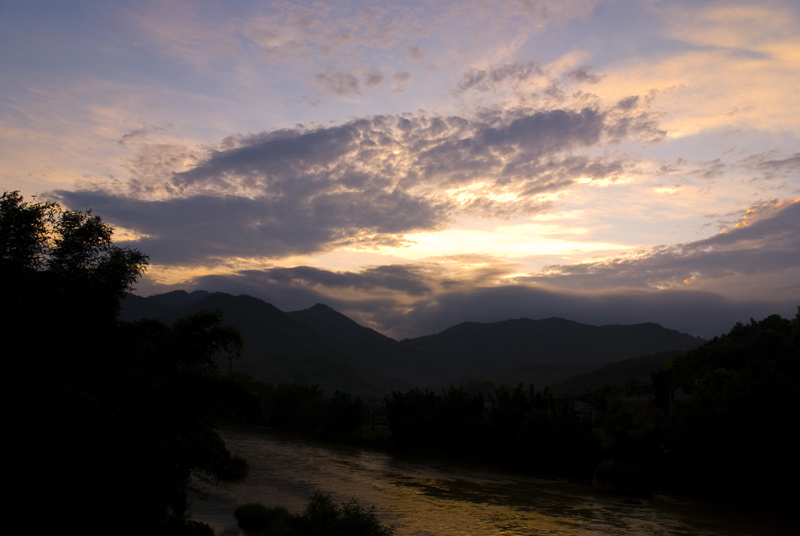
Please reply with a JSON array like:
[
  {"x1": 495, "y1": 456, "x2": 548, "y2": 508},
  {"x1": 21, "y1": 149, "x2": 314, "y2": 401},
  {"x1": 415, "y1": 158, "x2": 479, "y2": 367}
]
[{"x1": 190, "y1": 427, "x2": 798, "y2": 536}]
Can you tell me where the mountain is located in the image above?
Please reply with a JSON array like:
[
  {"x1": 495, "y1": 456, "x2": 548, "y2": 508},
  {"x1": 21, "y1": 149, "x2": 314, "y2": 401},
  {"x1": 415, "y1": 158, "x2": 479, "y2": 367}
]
[
  {"x1": 287, "y1": 303, "x2": 398, "y2": 360},
  {"x1": 121, "y1": 291, "x2": 705, "y2": 397},
  {"x1": 120, "y1": 293, "x2": 173, "y2": 320},
  {"x1": 548, "y1": 350, "x2": 683, "y2": 395},
  {"x1": 120, "y1": 290, "x2": 210, "y2": 321},
  {"x1": 122, "y1": 292, "x2": 403, "y2": 397},
  {"x1": 160, "y1": 292, "x2": 336, "y2": 358},
  {"x1": 148, "y1": 289, "x2": 210, "y2": 310},
  {"x1": 395, "y1": 318, "x2": 703, "y2": 383}
]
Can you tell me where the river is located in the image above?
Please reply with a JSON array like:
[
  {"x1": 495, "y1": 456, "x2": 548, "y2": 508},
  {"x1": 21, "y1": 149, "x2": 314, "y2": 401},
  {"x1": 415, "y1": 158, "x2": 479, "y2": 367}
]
[{"x1": 189, "y1": 428, "x2": 796, "y2": 535}]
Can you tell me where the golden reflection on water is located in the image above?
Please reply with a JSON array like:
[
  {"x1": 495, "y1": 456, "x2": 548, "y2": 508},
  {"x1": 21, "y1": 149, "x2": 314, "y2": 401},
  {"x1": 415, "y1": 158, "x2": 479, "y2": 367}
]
[{"x1": 189, "y1": 429, "x2": 796, "y2": 536}]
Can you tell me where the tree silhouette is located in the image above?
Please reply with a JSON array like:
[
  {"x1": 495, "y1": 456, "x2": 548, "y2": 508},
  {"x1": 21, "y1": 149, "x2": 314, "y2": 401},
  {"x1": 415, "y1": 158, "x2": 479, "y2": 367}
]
[{"x1": 3, "y1": 191, "x2": 245, "y2": 535}]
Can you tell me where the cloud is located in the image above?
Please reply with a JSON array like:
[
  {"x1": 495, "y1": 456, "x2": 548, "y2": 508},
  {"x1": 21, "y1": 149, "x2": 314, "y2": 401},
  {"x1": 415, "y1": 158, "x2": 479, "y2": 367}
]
[
  {"x1": 242, "y1": 3, "x2": 425, "y2": 72},
  {"x1": 739, "y1": 151, "x2": 800, "y2": 179},
  {"x1": 314, "y1": 67, "x2": 393, "y2": 95},
  {"x1": 397, "y1": 285, "x2": 796, "y2": 340},
  {"x1": 362, "y1": 67, "x2": 385, "y2": 88},
  {"x1": 511, "y1": 0, "x2": 596, "y2": 25},
  {"x1": 566, "y1": 65, "x2": 602, "y2": 84},
  {"x1": 391, "y1": 71, "x2": 411, "y2": 92},
  {"x1": 51, "y1": 97, "x2": 666, "y2": 267},
  {"x1": 122, "y1": 0, "x2": 240, "y2": 71},
  {"x1": 411, "y1": 108, "x2": 610, "y2": 192},
  {"x1": 592, "y1": 3, "x2": 800, "y2": 138},
  {"x1": 124, "y1": 199, "x2": 799, "y2": 340},
  {"x1": 315, "y1": 71, "x2": 361, "y2": 96},
  {"x1": 408, "y1": 45, "x2": 426, "y2": 61},
  {"x1": 244, "y1": 264, "x2": 433, "y2": 296},
  {"x1": 524, "y1": 199, "x2": 800, "y2": 300},
  {"x1": 54, "y1": 187, "x2": 444, "y2": 265},
  {"x1": 166, "y1": 105, "x2": 632, "y2": 200},
  {"x1": 457, "y1": 61, "x2": 544, "y2": 92},
  {"x1": 118, "y1": 125, "x2": 166, "y2": 145}
]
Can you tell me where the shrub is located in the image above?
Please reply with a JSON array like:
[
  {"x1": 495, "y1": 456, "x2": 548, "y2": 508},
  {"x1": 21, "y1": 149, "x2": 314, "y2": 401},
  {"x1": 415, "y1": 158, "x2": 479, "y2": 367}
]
[
  {"x1": 234, "y1": 503, "x2": 292, "y2": 532},
  {"x1": 234, "y1": 493, "x2": 393, "y2": 536}
]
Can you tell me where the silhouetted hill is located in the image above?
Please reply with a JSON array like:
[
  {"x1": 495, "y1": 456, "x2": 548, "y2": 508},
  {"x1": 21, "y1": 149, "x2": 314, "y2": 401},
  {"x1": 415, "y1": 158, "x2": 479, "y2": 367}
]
[
  {"x1": 288, "y1": 303, "x2": 398, "y2": 358},
  {"x1": 548, "y1": 350, "x2": 683, "y2": 395},
  {"x1": 120, "y1": 293, "x2": 173, "y2": 320},
  {"x1": 120, "y1": 290, "x2": 211, "y2": 321},
  {"x1": 149, "y1": 289, "x2": 210, "y2": 310},
  {"x1": 122, "y1": 292, "x2": 403, "y2": 397},
  {"x1": 397, "y1": 318, "x2": 703, "y2": 383},
  {"x1": 162, "y1": 292, "x2": 332, "y2": 357},
  {"x1": 121, "y1": 291, "x2": 705, "y2": 397}
]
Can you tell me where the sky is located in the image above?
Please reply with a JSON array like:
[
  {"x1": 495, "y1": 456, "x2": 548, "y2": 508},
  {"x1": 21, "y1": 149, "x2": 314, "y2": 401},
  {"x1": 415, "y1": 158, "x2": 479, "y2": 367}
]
[{"x1": 2, "y1": 0, "x2": 798, "y2": 340}]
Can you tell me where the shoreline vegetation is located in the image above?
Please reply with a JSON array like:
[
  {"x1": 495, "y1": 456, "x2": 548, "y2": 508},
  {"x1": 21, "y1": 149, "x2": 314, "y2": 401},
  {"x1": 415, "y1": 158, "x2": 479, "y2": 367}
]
[
  {"x1": 4, "y1": 191, "x2": 797, "y2": 535},
  {"x1": 224, "y1": 307, "x2": 799, "y2": 515}
]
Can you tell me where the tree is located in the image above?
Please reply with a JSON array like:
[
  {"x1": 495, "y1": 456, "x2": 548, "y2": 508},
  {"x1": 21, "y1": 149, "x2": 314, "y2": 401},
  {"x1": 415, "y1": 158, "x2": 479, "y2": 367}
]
[
  {"x1": 3, "y1": 191, "x2": 246, "y2": 535},
  {"x1": 666, "y1": 311, "x2": 800, "y2": 506},
  {"x1": 3, "y1": 191, "x2": 148, "y2": 374}
]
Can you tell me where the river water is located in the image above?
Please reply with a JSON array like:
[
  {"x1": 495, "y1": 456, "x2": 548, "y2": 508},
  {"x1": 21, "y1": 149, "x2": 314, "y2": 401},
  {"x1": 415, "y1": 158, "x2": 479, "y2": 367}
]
[{"x1": 189, "y1": 428, "x2": 796, "y2": 535}]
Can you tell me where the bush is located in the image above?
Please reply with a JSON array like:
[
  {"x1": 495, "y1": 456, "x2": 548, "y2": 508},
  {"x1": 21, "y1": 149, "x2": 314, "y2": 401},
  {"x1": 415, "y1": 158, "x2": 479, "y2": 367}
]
[
  {"x1": 234, "y1": 503, "x2": 292, "y2": 532},
  {"x1": 234, "y1": 493, "x2": 393, "y2": 536}
]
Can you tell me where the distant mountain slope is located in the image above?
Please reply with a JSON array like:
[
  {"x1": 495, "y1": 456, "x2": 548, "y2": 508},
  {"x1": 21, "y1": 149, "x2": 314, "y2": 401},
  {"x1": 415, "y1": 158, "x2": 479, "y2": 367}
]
[
  {"x1": 148, "y1": 289, "x2": 209, "y2": 310},
  {"x1": 161, "y1": 292, "x2": 337, "y2": 358},
  {"x1": 287, "y1": 303, "x2": 398, "y2": 358},
  {"x1": 548, "y1": 350, "x2": 683, "y2": 395},
  {"x1": 121, "y1": 292, "x2": 404, "y2": 397},
  {"x1": 120, "y1": 290, "x2": 210, "y2": 321},
  {"x1": 121, "y1": 291, "x2": 705, "y2": 397},
  {"x1": 120, "y1": 293, "x2": 172, "y2": 321},
  {"x1": 397, "y1": 318, "x2": 703, "y2": 382}
]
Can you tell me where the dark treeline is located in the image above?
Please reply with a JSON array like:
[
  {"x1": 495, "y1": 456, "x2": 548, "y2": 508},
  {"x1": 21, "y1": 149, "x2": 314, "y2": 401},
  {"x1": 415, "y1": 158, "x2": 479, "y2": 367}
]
[
  {"x1": 3, "y1": 192, "x2": 255, "y2": 535},
  {"x1": 383, "y1": 384, "x2": 597, "y2": 478},
  {"x1": 230, "y1": 378, "x2": 368, "y2": 444},
  {"x1": 650, "y1": 312, "x2": 800, "y2": 505}
]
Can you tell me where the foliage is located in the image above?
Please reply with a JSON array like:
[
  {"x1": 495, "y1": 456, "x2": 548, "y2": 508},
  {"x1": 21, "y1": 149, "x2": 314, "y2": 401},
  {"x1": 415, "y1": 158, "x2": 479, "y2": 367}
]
[
  {"x1": 235, "y1": 493, "x2": 394, "y2": 536},
  {"x1": 3, "y1": 191, "x2": 248, "y2": 535},
  {"x1": 299, "y1": 492, "x2": 394, "y2": 536},
  {"x1": 578, "y1": 310, "x2": 800, "y2": 506},
  {"x1": 663, "y1": 310, "x2": 800, "y2": 505},
  {"x1": 259, "y1": 382, "x2": 366, "y2": 442},
  {"x1": 2, "y1": 191, "x2": 148, "y2": 334},
  {"x1": 381, "y1": 310, "x2": 798, "y2": 505},
  {"x1": 245, "y1": 308, "x2": 798, "y2": 511},
  {"x1": 234, "y1": 503, "x2": 292, "y2": 532},
  {"x1": 384, "y1": 384, "x2": 597, "y2": 475}
]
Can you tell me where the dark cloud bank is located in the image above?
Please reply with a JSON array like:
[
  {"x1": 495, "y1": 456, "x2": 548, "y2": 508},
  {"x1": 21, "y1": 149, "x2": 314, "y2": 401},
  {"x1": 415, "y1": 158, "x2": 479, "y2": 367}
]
[
  {"x1": 52, "y1": 105, "x2": 798, "y2": 340},
  {"x1": 57, "y1": 103, "x2": 655, "y2": 263}
]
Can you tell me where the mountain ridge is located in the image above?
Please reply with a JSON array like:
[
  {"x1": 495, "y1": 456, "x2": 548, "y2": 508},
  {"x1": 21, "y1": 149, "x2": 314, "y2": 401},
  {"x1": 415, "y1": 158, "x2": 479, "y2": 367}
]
[{"x1": 121, "y1": 290, "x2": 705, "y2": 397}]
